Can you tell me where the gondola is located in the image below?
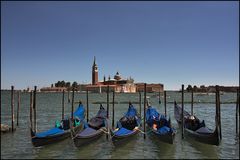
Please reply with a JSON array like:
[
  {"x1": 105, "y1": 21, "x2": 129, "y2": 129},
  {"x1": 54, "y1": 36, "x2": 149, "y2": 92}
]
[
  {"x1": 146, "y1": 105, "x2": 175, "y2": 144},
  {"x1": 111, "y1": 102, "x2": 141, "y2": 143},
  {"x1": 174, "y1": 101, "x2": 219, "y2": 145},
  {"x1": 71, "y1": 104, "x2": 109, "y2": 147},
  {"x1": 30, "y1": 103, "x2": 85, "y2": 147}
]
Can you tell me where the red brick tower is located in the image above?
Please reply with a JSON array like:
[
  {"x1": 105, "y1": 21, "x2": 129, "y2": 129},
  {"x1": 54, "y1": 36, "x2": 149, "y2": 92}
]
[{"x1": 92, "y1": 56, "x2": 98, "y2": 85}]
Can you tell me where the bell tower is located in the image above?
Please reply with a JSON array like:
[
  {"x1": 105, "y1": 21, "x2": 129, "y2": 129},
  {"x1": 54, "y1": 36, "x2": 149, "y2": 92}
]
[{"x1": 92, "y1": 56, "x2": 98, "y2": 85}]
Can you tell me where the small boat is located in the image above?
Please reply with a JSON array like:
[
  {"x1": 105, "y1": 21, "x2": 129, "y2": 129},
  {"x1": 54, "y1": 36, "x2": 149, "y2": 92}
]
[
  {"x1": 72, "y1": 104, "x2": 109, "y2": 147},
  {"x1": 174, "y1": 101, "x2": 219, "y2": 145},
  {"x1": 111, "y1": 102, "x2": 141, "y2": 143},
  {"x1": 30, "y1": 104, "x2": 85, "y2": 147},
  {"x1": 146, "y1": 105, "x2": 175, "y2": 144}
]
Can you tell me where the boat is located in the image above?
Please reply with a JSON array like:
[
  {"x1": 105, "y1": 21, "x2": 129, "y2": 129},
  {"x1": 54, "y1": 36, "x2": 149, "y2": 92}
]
[
  {"x1": 30, "y1": 103, "x2": 85, "y2": 147},
  {"x1": 146, "y1": 105, "x2": 175, "y2": 144},
  {"x1": 174, "y1": 101, "x2": 219, "y2": 145},
  {"x1": 71, "y1": 104, "x2": 109, "y2": 147},
  {"x1": 111, "y1": 102, "x2": 141, "y2": 143}
]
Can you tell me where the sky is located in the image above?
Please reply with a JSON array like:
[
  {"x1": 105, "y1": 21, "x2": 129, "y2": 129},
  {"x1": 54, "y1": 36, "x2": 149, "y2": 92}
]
[{"x1": 1, "y1": 1, "x2": 239, "y2": 90}]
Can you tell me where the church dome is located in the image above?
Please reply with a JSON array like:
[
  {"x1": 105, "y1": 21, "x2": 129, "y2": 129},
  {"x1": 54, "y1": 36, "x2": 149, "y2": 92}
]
[{"x1": 114, "y1": 72, "x2": 121, "y2": 80}]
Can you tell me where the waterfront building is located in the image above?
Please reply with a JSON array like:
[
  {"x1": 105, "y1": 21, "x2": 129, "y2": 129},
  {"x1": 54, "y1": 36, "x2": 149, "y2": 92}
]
[
  {"x1": 86, "y1": 57, "x2": 136, "y2": 93},
  {"x1": 135, "y1": 83, "x2": 164, "y2": 92}
]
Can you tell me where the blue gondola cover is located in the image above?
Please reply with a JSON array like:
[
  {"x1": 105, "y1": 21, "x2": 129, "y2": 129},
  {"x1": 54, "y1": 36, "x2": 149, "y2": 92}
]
[
  {"x1": 35, "y1": 127, "x2": 65, "y2": 138},
  {"x1": 146, "y1": 106, "x2": 172, "y2": 135},
  {"x1": 73, "y1": 104, "x2": 85, "y2": 120},
  {"x1": 124, "y1": 105, "x2": 137, "y2": 117},
  {"x1": 115, "y1": 127, "x2": 135, "y2": 136}
]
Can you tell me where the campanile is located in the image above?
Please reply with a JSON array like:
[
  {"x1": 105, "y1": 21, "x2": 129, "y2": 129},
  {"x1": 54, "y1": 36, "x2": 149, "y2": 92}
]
[{"x1": 92, "y1": 56, "x2": 98, "y2": 85}]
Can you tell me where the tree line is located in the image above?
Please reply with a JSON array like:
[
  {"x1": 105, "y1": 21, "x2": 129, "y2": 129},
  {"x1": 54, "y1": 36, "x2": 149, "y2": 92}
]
[
  {"x1": 53, "y1": 81, "x2": 79, "y2": 90},
  {"x1": 186, "y1": 85, "x2": 238, "y2": 92}
]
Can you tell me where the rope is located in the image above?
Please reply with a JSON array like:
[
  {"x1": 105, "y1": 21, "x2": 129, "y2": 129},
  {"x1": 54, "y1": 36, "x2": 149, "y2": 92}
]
[
  {"x1": 99, "y1": 128, "x2": 111, "y2": 134},
  {"x1": 134, "y1": 128, "x2": 152, "y2": 135}
]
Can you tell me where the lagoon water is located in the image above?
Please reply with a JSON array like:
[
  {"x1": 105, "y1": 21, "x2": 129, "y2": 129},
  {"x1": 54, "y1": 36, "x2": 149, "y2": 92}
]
[{"x1": 1, "y1": 91, "x2": 239, "y2": 159}]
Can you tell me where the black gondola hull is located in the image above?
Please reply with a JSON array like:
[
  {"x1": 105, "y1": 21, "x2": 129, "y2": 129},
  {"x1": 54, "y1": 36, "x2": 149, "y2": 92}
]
[
  {"x1": 184, "y1": 128, "x2": 219, "y2": 145},
  {"x1": 111, "y1": 128, "x2": 140, "y2": 144},
  {"x1": 31, "y1": 131, "x2": 70, "y2": 147},
  {"x1": 31, "y1": 123, "x2": 84, "y2": 147},
  {"x1": 174, "y1": 103, "x2": 220, "y2": 146},
  {"x1": 147, "y1": 126, "x2": 175, "y2": 144},
  {"x1": 73, "y1": 128, "x2": 106, "y2": 147}
]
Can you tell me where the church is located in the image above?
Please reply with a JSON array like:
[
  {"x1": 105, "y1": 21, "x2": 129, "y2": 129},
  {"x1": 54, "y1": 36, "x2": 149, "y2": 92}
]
[{"x1": 86, "y1": 57, "x2": 136, "y2": 93}]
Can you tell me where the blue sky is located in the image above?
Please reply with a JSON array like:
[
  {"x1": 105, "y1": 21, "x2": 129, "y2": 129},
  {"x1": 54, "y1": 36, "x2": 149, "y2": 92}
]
[{"x1": 1, "y1": 1, "x2": 239, "y2": 90}]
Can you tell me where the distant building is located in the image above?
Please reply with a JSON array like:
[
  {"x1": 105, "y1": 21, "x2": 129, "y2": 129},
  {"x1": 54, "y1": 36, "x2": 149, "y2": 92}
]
[
  {"x1": 86, "y1": 57, "x2": 136, "y2": 93},
  {"x1": 135, "y1": 83, "x2": 164, "y2": 92}
]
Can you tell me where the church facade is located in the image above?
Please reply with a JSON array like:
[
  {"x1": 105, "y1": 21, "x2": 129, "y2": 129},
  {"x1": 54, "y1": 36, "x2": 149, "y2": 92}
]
[{"x1": 86, "y1": 57, "x2": 164, "y2": 93}]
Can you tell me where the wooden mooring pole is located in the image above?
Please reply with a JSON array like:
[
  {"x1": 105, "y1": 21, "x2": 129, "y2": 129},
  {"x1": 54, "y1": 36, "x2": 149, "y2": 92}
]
[
  {"x1": 181, "y1": 84, "x2": 184, "y2": 139},
  {"x1": 164, "y1": 90, "x2": 167, "y2": 117},
  {"x1": 239, "y1": 88, "x2": 240, "y2": 138},
  {"x1": 71, "y1": 87, "x2": 75, "y2": 121},
  {"x1": 139, "y1": 91, "x2": 141, "y2": 119},
  {"x1": 17, "y1": 91, "x2": 20, "y2": 126},
  {"x1": 11, "y1": 86, "x2": 15, "y2": 132},
  {"x1": 236, "y1": 89, "x2": 239, "y2": 136},
  {"x1": 215, "y1": 85, "x2": 219, "y2": 138},
  {"x1": 87, "y1": 89, "x2": 89, "y2": 122},
  {"x1": 218, "y1": 87, "x2": 222, "y2": 140},
  {"x1": 144, "y1": 83, "x2": 146, "y2": 139},
  {"x1": 191, "y1": 88, "x2": 193, "y2": 115},
  {"x1": 68, "y1": 89, "x2": 70, "y2": 103},
  {"x1": 106, "y1": 85, "x2": 109, "y2": 140},
  {"x1": 159, "y1": 91, "x2": 161, "y2": 104},
  {"x1": 30, "y1": 91, "x2": 33, "y2": 129},
  {"x1": 112, "y1": 90, "x2": 115, "y2": 129},
  {"x1": 62, "y1": 90, "x2": 65, "y2": 120},
  {"x1": 216, "y1": 85, "x2": 222, "y2": 140},
  {"x1": 107, "y1": 85, "x2": 109, "y2": 119},
  {"x1": 33, "y1": 86, "x2": 37, "y2": 133}
]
